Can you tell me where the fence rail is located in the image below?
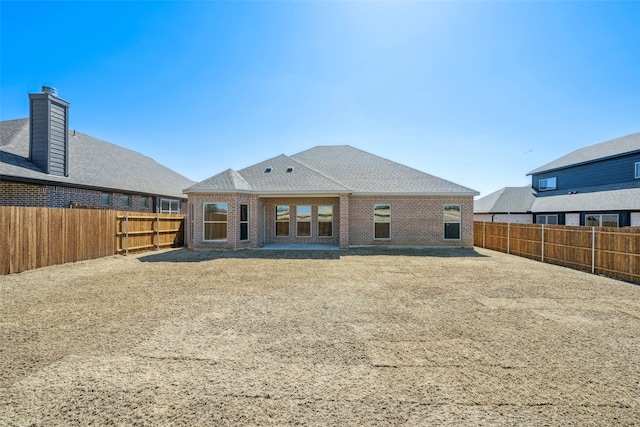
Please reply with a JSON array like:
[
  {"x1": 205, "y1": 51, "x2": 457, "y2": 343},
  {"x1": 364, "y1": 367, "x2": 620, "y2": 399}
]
[
  {"x1": 116, "y1": 212, "x2": 185, "y2": 254},
  {"x1": 474, "y1": 221, "x2": 640, "y2": 284},
  {"x1": 1, "y1": 206, "x2": 184, "y2": 275}
]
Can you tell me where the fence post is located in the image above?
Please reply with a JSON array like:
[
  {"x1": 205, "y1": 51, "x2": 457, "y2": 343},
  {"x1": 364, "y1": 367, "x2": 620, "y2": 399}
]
[
  {"x1": 125, "y1": 212, "x2": 129, "y2": 256},
  {"x1": 156, "y1": 213, "x2": 160, "y2": 251},
  {"x1": 483, "y1": 221, "x2": 486, "y2": 248},
  {"x1": 507, "y1": 222, "x2": 510, "y2": 254},
  {"x1": 592, "y1": 227, "x2": 595, "y2": 274},
  {"x1": 541, "y1": 224, "x2": 544, "y2": 263}
]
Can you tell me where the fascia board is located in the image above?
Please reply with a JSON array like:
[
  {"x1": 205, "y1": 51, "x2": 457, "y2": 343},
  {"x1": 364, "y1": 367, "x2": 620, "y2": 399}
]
[{"x1": 351, "y1": 191, "x2": 480, "y2": 197}]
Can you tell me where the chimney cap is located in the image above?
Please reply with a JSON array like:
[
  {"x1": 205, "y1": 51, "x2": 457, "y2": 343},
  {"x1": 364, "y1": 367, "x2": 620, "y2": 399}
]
[{"x1": 41, "y1": 86, "x2": 58, "y2": 97}]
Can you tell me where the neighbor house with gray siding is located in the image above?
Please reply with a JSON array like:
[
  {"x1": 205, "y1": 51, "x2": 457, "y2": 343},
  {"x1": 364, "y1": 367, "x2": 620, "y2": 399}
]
[
  {"x1": 474, "y1": 132, "x2": 640, "y2": 227},
  {"x1": 185, "y1": 146, "x2": 478, "y2": 250},
  {"x1": 1, "y1": 87, "x2": 195, "y2": 212}
]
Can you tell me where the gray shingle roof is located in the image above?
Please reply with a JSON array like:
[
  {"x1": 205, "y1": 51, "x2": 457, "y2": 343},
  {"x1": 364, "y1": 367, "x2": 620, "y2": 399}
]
[
  {"x1": 473, "y1": 186, "x2": 536, "y2": 214},
  {"x1": 186, "y1": 145, "x2": 478, "y2": 196},
  {"x1": 1, "y1": 118, "x2": 195, "y2": 199},
  {"x1": 528, "y1": 132, "x2": 640, "y2": 175},
  {"x1": 531, "y1": 187, "x2": 640, "y2": 212}
]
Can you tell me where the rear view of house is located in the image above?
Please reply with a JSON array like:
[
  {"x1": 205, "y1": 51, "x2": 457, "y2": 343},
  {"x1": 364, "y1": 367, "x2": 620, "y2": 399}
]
[{"x1": 185, "y1": 146, "x2": 478, "y2": 249}]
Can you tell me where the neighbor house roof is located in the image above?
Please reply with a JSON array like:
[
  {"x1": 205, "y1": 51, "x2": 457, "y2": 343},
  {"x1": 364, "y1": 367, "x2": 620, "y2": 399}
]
[
  {"x1": 528, "y1": 132, "x2": 640, "y2": 175},
  {"x1": 1, "y1": 118, "x2": 195, "y2": 199},
  {"x1": 186, "y1": 145, "x2": 478, "y2": 196},
  {"x1": 530, "y1": 187, "x2": 640, "y2": 212},
  {"x1": 474, "y1": 186, "x2": 536, "y2": 214}
]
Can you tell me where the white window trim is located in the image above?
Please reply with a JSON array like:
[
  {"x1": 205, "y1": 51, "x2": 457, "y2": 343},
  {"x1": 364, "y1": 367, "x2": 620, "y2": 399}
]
[
  {"x1": 635, "y1": 162, "x2": 640, "y2": 179},
  {"x1": 538, "y1": 177, "x2": 557, "y2": 191},
  {"x1": 444, "y1": 204, "x2": 462, "y2": 241},
  {"x1": 317, "y1": 205, "x2": 334, "y2": 238},
  {"x1": 373, "y1": 204, "x2": 391, "y2": 240},
  {"x1": 203, "y1": 203, "x2": 228, "y2": 242},
  {"x1": 160, "y1": 198, "x2": 180, "y2": 214},
  {"x1": 296, "y1": 205, "x2": 312, "y2": 238}
]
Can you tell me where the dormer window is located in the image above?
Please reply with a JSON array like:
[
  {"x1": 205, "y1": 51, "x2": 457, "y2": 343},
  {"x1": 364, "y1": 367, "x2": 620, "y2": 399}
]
[
  {"x1": 286, "y1": 166, "x2": 294, "y2": 173},
  {"x1": 265, "y1": 167, "x2": 272, "y2": 173},
  {"x1": 635, "y1": 162, "x2": 639, "y2": 179},
  {"x1": 538, "y1": 177, "x2": 557, "y2": 191}
]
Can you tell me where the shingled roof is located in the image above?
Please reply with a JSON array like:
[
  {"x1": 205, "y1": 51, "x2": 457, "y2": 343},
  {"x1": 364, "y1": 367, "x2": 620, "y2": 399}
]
[
  {"x1": 186, "y1": 145, "x2": 478, "y2": 196},
  {"x1": 474, "y1": 186, "x2": 537, "y2": 214},
  {"x1": 1, "y1": 118, "x2": 195, "y2": 198},
  {"x1": 530, "y1": 187, "x2": 640, "y2": 212},
  {"x1": 528, "y1": 132, "x2": 640, "y2": 175}
]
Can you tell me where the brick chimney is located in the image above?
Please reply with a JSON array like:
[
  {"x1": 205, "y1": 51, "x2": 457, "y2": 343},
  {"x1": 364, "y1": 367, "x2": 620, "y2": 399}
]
[{"x1": 29, "y1": 86, "x2": 70, "y2": 176}]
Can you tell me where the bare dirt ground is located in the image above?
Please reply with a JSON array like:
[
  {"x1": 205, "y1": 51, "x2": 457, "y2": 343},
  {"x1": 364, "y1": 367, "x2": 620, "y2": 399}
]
[{"x1": 1, "y1": 247, "x2": 639, "y2": 426}]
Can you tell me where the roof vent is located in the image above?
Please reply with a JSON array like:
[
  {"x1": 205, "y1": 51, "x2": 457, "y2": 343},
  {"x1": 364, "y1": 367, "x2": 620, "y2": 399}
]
[
  {"x1": 265, "y1": 167, "x2": 272, "y2": 173},
  {"x1": 41, "y1": 86, "x2": 58, "y2": 97},
  {"x1": 286, "y1": 166, "x2": 294, "y2": 173}
]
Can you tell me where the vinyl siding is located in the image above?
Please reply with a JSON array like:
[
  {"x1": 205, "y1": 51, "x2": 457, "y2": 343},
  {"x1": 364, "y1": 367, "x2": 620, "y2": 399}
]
[{"x1": 532, "y1": 152, "x2": 640, "y2": 195}]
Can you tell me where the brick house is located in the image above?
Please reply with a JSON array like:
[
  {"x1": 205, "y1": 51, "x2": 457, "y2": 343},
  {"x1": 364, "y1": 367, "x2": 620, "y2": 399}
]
[
  {"x1": 1, "y1": 87, "x2": 195, "y2": 212},
  {"x1": 185, "y1": 146, "x2": 478, "y2": 250}
]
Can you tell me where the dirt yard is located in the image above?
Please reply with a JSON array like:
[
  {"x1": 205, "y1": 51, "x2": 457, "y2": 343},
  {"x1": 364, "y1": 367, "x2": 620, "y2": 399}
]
[{"x1": 1, "y1": 247, "x2": 639, "y2": 426}]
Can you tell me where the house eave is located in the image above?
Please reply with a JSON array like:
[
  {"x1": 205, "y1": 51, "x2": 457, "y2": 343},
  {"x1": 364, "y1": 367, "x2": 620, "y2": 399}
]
[
  {"x1": 257, "y1": 192, "x2": 347, "y2": 198},
  {"x1": 1, "y1": 174, "x2": 187, "y2": 200},
  {"x1": 351, "y1": 191, "x2": 479, "y2": 197},
  {"x1": 183, "y1": 188, "x2": 254, "y2": 195}
]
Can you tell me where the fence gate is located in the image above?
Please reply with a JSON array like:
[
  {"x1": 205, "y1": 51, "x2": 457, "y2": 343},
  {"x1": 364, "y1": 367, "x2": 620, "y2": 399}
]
[{"x1": 116, "y1": 212, "x2": 185, "y2": 254}]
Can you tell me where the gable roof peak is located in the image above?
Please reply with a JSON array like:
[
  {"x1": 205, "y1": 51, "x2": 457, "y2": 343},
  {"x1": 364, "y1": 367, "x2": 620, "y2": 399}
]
[{"x1": 528, "y1": 131, "x2": 640, "y2": 175}]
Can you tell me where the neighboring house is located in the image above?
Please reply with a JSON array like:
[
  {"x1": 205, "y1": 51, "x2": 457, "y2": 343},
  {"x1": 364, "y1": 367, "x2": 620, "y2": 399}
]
[
  {"x1": 185, "y1": 145, "x2": 478, "y2": 250},
  {"x1": 474, "y1": 132, "x2": 640, "y2": 227},
  {"x1": 473, "y1": 186, "x2": 536, "y2": 223},
  {"x1": 1, "y1": 87, "x2": 195, "y2": 212}
]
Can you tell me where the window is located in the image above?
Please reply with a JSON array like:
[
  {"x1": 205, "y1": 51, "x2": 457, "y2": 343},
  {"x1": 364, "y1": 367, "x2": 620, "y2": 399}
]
[
  {"x1": 276, "y1": 205, "x2": 290, "y2": 237},
  {"x1": 122, "y1": 195, "x2": 130, "y2": 207},
  {"x1": 374, "y1": 204, "x2": 391, "y2": 239},
  {"x1": 586, "y1": 214, "x2": 618, "y2": 227},
  {"x1": 636, "y1": 162, "x2": 640, "y2": 179},
  {"x1": 240, "y1": 204, "x2": 249, "y2": 241},
  {"x1": 444, "y1": 205, "x2": 461, "y2": 240},
  {"x1": 538, "y1": 177, "x2": 557, "y2": 191},
  {"x1": 318, "y1": 205, "x2": 333, "y2": 237},
  {"x1": 161, "y1": 199, "x2": 180, "y2": 214},
  {"x1": 536, "y1": 215, "x2": 558, "y2": 225},
  {"x1": 141, "y1": 198, "x2": 148, "y2": 208},
  {"x1": 100, "y1": 193, "x2": 110, "y2": 206},
  {"x1": 296, "y1": 205, "x2": 311, "y2": 237},
  {"x1": 189, "y1": 203, "x2": 195, "y2": 242},
  {"x1": 203, "y1": 203, "x2": 228, "y2": 241}
]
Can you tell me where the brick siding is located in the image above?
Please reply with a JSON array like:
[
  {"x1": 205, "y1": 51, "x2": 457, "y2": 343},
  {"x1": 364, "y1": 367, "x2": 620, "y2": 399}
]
[
  {"x1": 348, "y1": 195, "x2": 474, "y2": 247},
  {"x1": 0, "y1": 182, "x2": 47, "y2": 206},
  {"x1": 0, "y1": 181, "x2": 154, "y2": 212},
  {"x1": 187, "y1": 192, "x2": 475, "y2": 249}
]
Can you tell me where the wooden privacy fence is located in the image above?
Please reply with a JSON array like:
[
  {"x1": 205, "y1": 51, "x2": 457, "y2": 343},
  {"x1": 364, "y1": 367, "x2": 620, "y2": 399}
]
[
  {"x1": 474, "y1": 221, "x2": 640, "y2": 284},
  {"x1": 116, "y1": 212, "x2": 185, "y2": 254},
  {"x1": 1, "y1": 206, "x2": 185, "y2": 275}
]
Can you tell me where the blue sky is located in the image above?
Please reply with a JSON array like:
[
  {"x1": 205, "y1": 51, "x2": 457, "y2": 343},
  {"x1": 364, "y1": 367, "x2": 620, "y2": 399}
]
[{"x1": 2, "y1": 1, "x2": 639, "y2": 198}]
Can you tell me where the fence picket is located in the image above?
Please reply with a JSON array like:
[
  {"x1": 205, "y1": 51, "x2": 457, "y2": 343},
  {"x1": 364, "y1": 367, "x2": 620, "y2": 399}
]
[
  {"x1": 475, "y1": 221, "x2": 640, "y2": 284},
  {"x1": 1, "y1": 207, "x2": 184, "y2": 274}
]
